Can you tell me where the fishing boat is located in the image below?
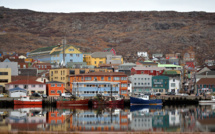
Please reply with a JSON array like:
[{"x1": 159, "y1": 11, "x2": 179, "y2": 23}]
[
  {"x1": 56, "y1": 99, "x2": 89, "y2": 107},
  {"x1": 130, "y1": 94, "x2": 162, "y2": 105},
  {"x1": 199, "y1": 96, "x2": 215, "y2": 104},
  {"x1": 14, "y1": 96, "x2": 42, "y2": 105}
]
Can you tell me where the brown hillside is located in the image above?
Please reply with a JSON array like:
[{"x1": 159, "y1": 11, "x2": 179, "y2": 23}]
[{"x1": 0, "y1": 7, "x2": 215, "y2": 64}]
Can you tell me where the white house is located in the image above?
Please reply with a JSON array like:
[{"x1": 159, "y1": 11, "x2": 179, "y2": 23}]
[
  {"x1": 137, "y1": 52, "x2": 148, "y2": 58},
  {"x1": 169, "y1": 78, "x2": 180, "y2": 94},
  {"x1": 6, "y1": 80, "x2": 46, "y2": 95},
  {"x1": 9, "y1": 87, "x2": 27, "y2": 97}
]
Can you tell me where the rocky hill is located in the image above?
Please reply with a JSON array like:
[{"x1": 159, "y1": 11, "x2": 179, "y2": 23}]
[{"x1": 0, "y1": 7, "x2": 215, "y2": 64}]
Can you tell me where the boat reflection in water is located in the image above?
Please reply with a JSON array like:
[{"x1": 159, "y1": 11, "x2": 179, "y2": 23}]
[{"x1": 1, "y1": 104, "x2": 215, "y2": 132}]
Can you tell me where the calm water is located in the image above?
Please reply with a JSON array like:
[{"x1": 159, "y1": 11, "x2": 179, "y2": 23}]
[{"x1": 0, "y1": 104, "x2": 215, "y2": 132}]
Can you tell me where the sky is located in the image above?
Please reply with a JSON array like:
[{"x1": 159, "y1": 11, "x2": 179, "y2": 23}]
[{"x1": 0, "y1": 0, "x2": 215, "y2": 13}]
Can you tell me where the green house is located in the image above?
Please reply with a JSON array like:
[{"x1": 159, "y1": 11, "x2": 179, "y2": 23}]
[{"x1": 152, "y1": 76, "x2": 169, "y2": 94}]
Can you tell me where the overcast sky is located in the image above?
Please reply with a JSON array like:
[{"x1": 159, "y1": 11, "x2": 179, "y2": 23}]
[{"x1": 1, "y1": 0, "x2": 215, "y2": 13}]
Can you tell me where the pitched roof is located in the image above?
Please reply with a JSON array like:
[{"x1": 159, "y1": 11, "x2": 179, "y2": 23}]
[
  {"x1": 132, "y1": 67, "x2": 165, "y2": 71},
  {"x1": 46, "y1": 81, "x2": 64, "y2": 84},
  {"x1": 9, "y1": 87, "x2": 27, "y2": 92},
  {"x1": 91, "y1": 52, "x2": 114, "y2": 58},
  {"x1": 197, "y1": 78, "x2": 215, "y2": 85},
  {"x1": 71, "y1": 72, "x2": 126, "y2": 76},
  {"x1": 12, "y1": 76, "x2": 39, "y2": 82},
  {"x1": 7, "y1": 80, "x2": 45, "y2": 85}
]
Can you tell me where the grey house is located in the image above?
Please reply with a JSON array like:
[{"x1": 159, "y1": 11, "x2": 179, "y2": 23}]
[
  {"x1": 18, "y1": 68, "x2": 38, "y2": 76},
  {"x1": 106, "y1": 55, "x2": 122, "y2": 64},
  {"x1": 118, "y1": 63, "x2": 136, "y2": 76},
  {"x1": 0, "y1": 62, "x2": 18, "y2": 76},
  {"x1": 130, "y1": 74, "x2": 152, "y2": 94}
]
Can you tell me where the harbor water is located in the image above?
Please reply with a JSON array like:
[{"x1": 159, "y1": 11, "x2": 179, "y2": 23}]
[{"x1": 0, "y1": 104, "x2": 215, "y2": 133}]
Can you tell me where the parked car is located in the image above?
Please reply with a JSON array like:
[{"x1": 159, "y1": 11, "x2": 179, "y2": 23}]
[{"x1": 31, "y1": 93, "x2": 41, "y2": 97}]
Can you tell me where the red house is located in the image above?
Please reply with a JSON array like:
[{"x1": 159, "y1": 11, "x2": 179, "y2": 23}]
[
  {"x1": 131, "y1": 67, "x2": 165, "y2": 76},
  {"x1": 32, "y1": 63, "x2": 51, "y2": 70},
  {"x1": 103, "y1": 48, "x2": 116, "y2": 55},
  {"x1": 46, "y1": 81, "x2": 64, "y2": 96}
]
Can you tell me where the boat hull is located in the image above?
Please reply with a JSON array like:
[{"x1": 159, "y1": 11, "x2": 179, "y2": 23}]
[
  {"x1": 130, "y1": 96, "x2": 162, "y2": 105},
  {"x1": 14, "y1": 100, "x2": 42, "y2": 105},
  {"x1": 56, "y1": 99, "x2": 89, "y2": 107}
]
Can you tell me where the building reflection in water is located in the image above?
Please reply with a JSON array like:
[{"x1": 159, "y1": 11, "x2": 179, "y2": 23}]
[{"x1": 0, "y1": 104, "x2": 215, "y2": 132}]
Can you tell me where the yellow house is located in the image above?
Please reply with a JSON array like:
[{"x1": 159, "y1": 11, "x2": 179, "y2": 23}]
[
  {"x1": 86, "y1": 52, "x2": 114, "y2": 67},
  {"x1": 0, "y1": 68, "x2": 11, "y2": 88}
]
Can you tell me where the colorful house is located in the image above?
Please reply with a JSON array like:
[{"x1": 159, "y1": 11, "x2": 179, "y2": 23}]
[
  {"x1": 46, "y1": 81, "x2": 65, "y2": 96},
  {"x1": 131, "y1": 67, "x2": 165, "y2": 76},
  {"x1": 70, "y1": 72, "x2": 128, "y2": 97},
  {"x1": 6, "y1": 80, "x2": 46, "y2": 95},
  {"x1": 50, "y1": 45, "x2": 83, "y2": 65},
  {"x1": 197, "y1": 78, "x2": 215, "y2": 94},
  {"x1": 152, "y1": 76, "x2": 169, "y2": 94}
]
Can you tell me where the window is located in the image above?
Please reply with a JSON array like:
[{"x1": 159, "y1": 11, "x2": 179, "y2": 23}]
[
  {"x1": 173, "y1": 79, "x2": 175, "y2": 82},
  {"x1": 108, "y1": 77, "x2": 111, "y2": 80},
  {"x1": 94, "y1": 61, "x2": 96, "y2": 64},
  {"x1": 24, "y1": 85, "x2": 28, "y2": 89},
  {"x1": 51, "y1": 84, "x2": 55, "y2": 87},
  {"x1": 101, "y1": 77, "x2": 104, "y2": 81},
  {"x1": 171, "y1": 83, "x2": 175, "y2": 87},
  {"x1": 57, "y1": 84, "x2": 61, "y2": 87},
  {"x1": 85, "y1": 77, "x2": 91, "y2": 80},
  {"x1": 121, "y1": 84, "x2": 127, "y2": 87},
  {"x1": 76, "y1": 54, "x2": 80, "y2": 57},
  {"x1": 114, "y1": 77, "x2": 120, "y2": 80},
  {"x1": 80, "y1": 70, "x2": 85, "y2": 74},
  {"x1": 57, "y1": 90, "x2": 61, "y2": 94},
  {"x1": 134, "y1": 83, "x2": 136, "y2": 85},
  {"x1": 32, "y1": 85, "x2": 35, "y2": 88},
  {"x1": 70, "y1": 59, "x2": 73, "y2": 62},
  {"x1": 70, "y1": 54, "x2": 73, "y2": 57},
  {"x1": 70, "y1": 70, "x2": 75, "y2": 74},
  {"x1": 51, "y1": 90, "x2": 55, "y2": 94},
  {"x1": 150, "y1": 70, "x2": 153, "y2": 73},
  {"x1": 0, "y1": 72, "x2": 8, "y2": 75},
  {"x1": 39, "y1": 85, "x2": 43, "y2": 87},
  {"x1": 0, "y1": 79, "x2": 8, "y2": 83},
  {"x1": 94, "y1": 77, "x2": 97, "y2": 81},
  {"x1": 69, "y1": 49, "x2": 74, "y2": 51}
]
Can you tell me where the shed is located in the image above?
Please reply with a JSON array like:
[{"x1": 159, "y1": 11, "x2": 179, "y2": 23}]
[{"x1": 9, "y1": 87, "x2": 27, "y2": 97}]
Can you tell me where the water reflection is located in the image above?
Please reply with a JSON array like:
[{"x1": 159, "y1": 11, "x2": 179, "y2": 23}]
[{"x1": 0, "y1": 105, "x2": 215, "y2": 132}]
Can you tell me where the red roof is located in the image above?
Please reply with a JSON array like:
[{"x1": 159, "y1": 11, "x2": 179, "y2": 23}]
[
  {"x1": 7, "y1": 80, "x2": 45, "y2": 85},
  {"x1": 197, "y1": 78, "x2": 215, "y2": 85}
]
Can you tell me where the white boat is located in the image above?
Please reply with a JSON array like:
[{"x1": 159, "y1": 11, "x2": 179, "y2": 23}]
[{"x1": 199, "y1": 96, "x2": 215, "y2": 104}]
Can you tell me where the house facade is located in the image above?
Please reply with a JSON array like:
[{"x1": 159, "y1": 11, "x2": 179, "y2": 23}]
[
  {"x1": 6, "y1": 80, "x2": 46, "y2": 95},
  {"x1": 0, "y1": 68, "x2": 11, "y2": 89},
  {"x1": 71, "y1": 81, "x2": 120, "y2": 97},
  {"x1": 130, "y1": 74, "x2": 152, "y2": 94},
  {"x1": 46, "y1": 81, "x2": 65, "y2": 96},
  {"x1": 151, "y1": 76, "x2": 169, "y2": 94},
  {"x1": 106, "y1": 55, "x2": 123, "y2": 64},
  {"x1": 131, "y1": 67, "x2": 165, "y2": 76},
  {"x1": 118, "y1": 63, "x2": 136, "y2": 76},
  {"x1": 197, "y1": 78, "x2": 215, "y2": 94},
  {"x1": 69, "y1": 72, "x2": 128, "y2": 97},
  {"x1": 32, "y1": 63, "x2": 52, "y2": 70}
]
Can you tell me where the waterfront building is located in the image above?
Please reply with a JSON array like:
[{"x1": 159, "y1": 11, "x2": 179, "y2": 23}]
[
  {"x1": 69, "y1": 72, "x2": 128, "y2": 97},
  {"x1": 196, "y1": 71, "x2": 215, "y2": 82},
  {"x1": 131, "y1": 67, "x2": 165, "y2": 76},
  {"x1": 9, "y1": 87, "x2": 27, "y2": 97},
  {"x1": 130, "y1": 74, "x2": 152, "y2": 94},
  {"x1": 196, "y1": 78, "x2": 215, "y2": 94},
  {"x1": 49, "y1": 68, "x2": 113, "y2": 90},
  {"x1": 162, "y1": 70, "x2": 181, "y2": 94},
  {"x1": 0, "y1": 68, "x2": 11, "y2": 92},
  {"x1": 72, "y1": 81, "x2": 120, "y2": 97},
  {"x1": 6, "y1": 80, "x2": 46, "y2": 95},
  {"x1": 46, "y1": 81, "x2": 64, "y2": 96},
  {"x1": 151, "y1": 76, "x2": 169, "y2": 94}
]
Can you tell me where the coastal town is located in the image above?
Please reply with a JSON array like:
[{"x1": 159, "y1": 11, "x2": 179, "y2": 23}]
[{"x1": 0, "y1": 39, "x2": 215, "y2": 101}]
